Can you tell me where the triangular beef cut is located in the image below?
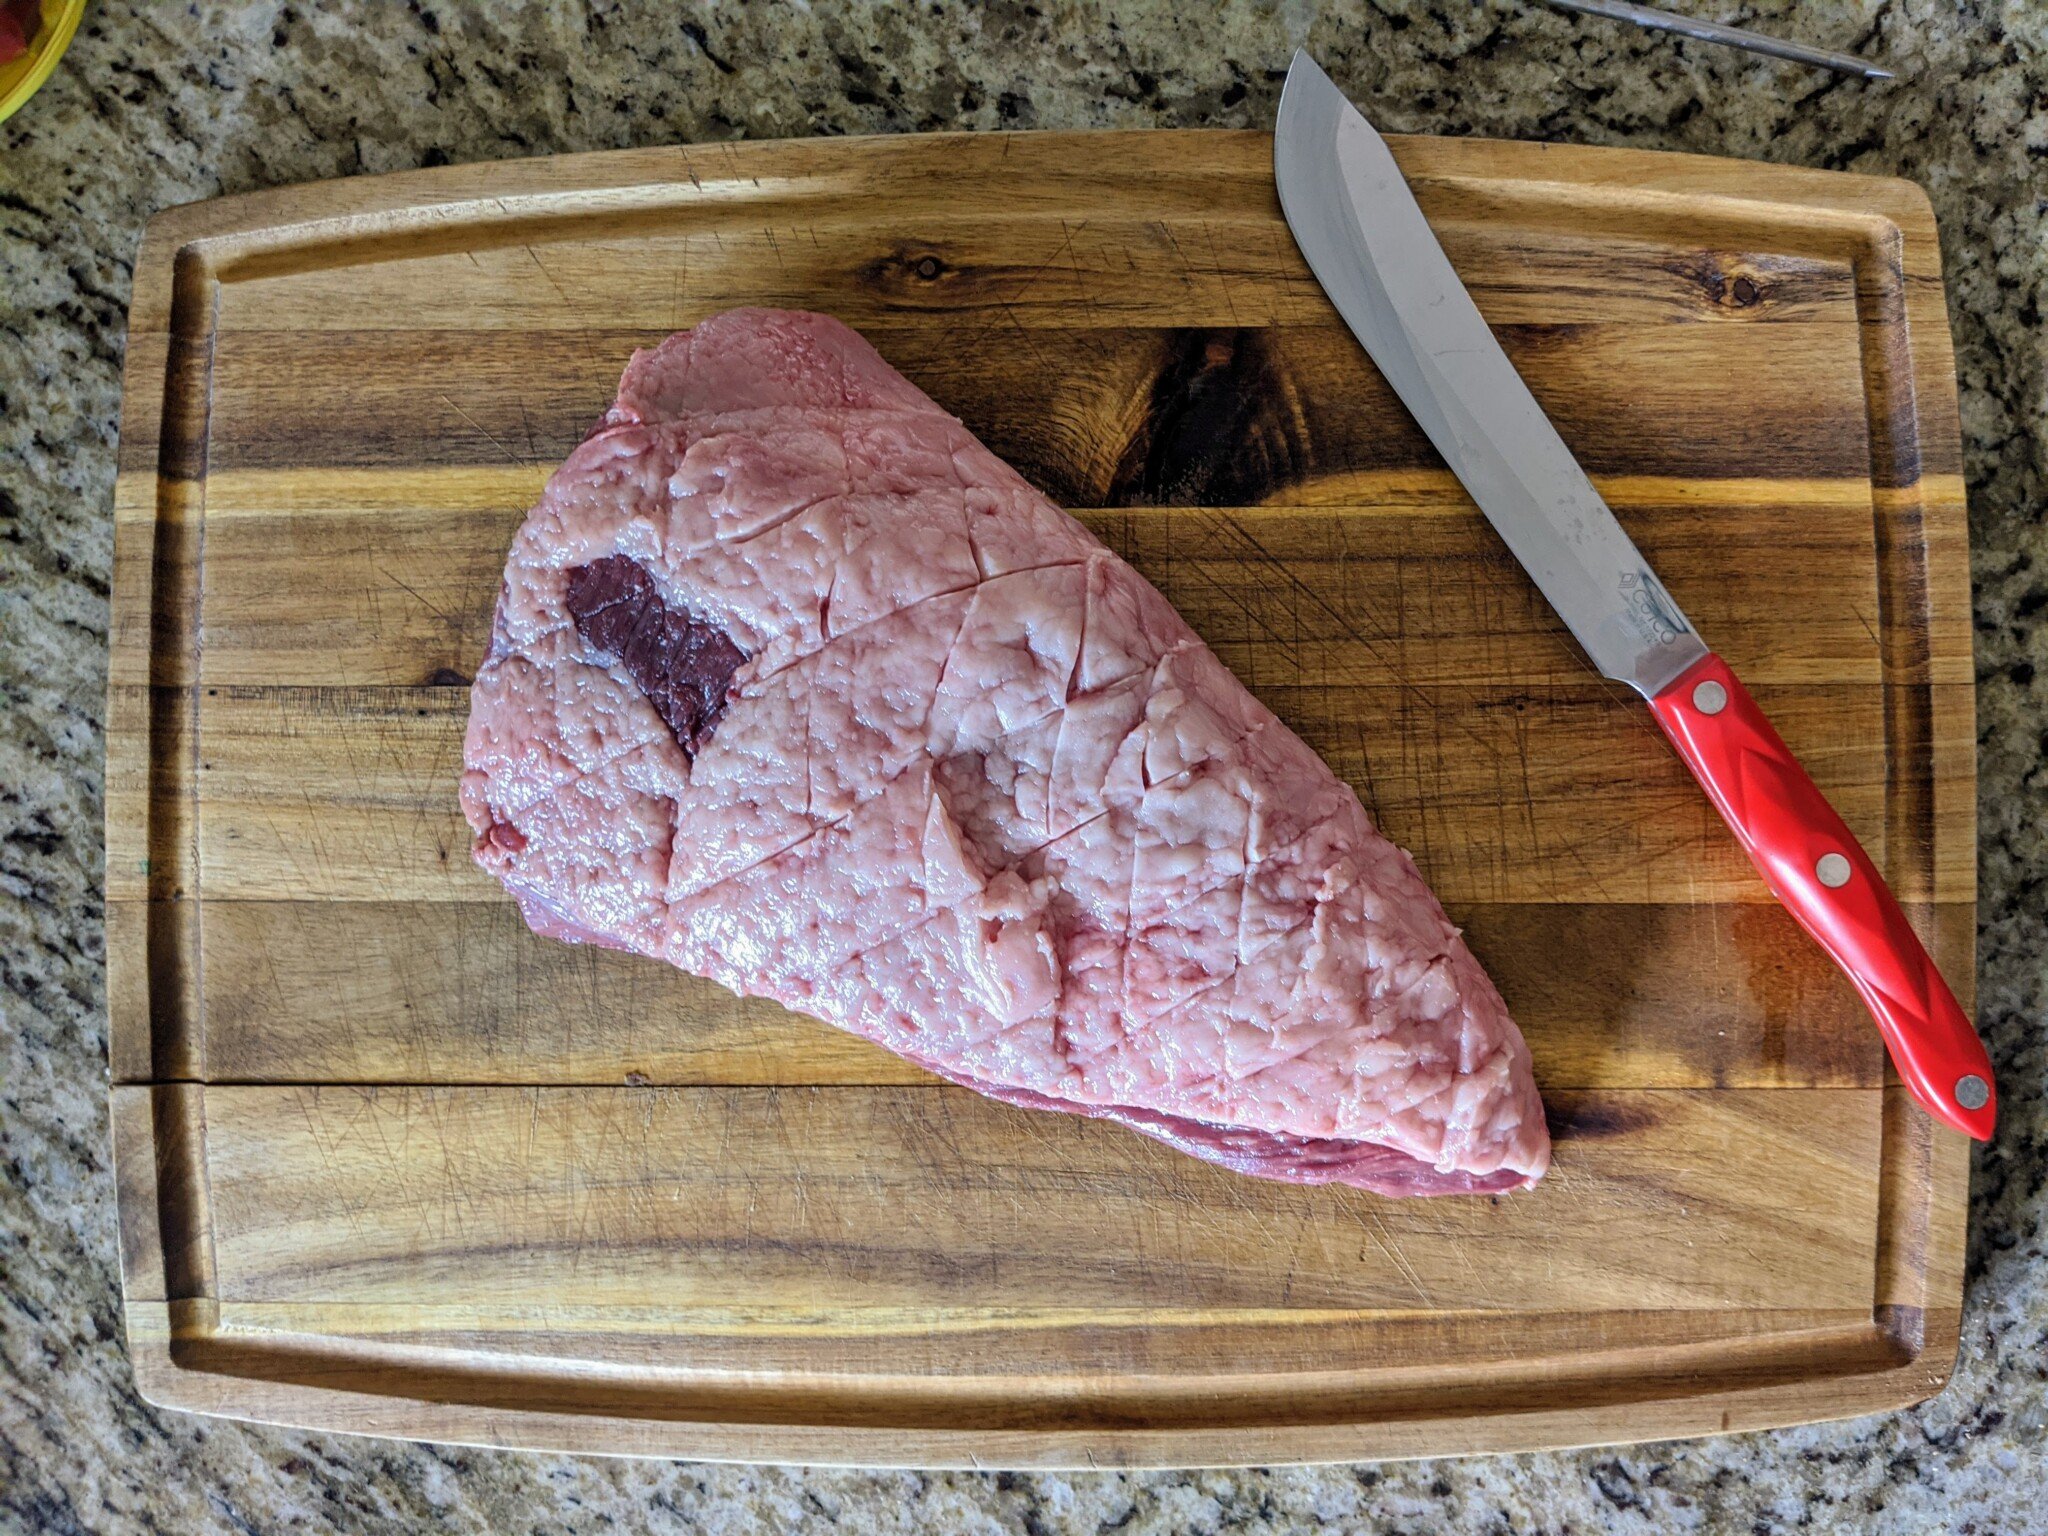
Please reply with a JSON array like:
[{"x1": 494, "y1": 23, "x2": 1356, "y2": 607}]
[{"x1": 462, "y1": 309, "x2": 1550, "y2": 1196}]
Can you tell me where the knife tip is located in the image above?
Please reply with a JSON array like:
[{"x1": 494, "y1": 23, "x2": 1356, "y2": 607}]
[{"x1": 1278, "y1": 48, "x2": 1339, "y2": 120}]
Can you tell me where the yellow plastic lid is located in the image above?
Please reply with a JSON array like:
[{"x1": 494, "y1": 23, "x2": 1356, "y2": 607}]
[{"x1": 0, "y1": 0, "x2": 86, "y2": 129}]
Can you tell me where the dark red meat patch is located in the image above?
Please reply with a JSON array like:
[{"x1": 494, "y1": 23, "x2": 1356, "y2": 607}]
[{"x1": 564, "y1": 556, "x2": 746, "y2": 757}]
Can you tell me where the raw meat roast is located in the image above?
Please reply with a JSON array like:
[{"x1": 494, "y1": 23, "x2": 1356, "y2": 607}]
[{"x1": 462, "y1": 309, "x2": 1550, "y2": 1196}]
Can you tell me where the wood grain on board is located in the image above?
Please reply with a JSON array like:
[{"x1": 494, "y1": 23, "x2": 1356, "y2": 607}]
[{"x1": 107, "y1": 129, "x2": 1973, "y2": 1466}]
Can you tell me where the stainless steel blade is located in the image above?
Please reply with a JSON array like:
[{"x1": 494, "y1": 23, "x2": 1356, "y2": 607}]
[{"x1": 1273, "y1": 51, "x2": 1708, "y2": 699}]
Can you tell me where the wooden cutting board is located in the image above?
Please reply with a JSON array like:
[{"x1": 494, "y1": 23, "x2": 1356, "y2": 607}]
[{"x1": 108, "y1": 129, "x2": 1974, "y2": 1467}]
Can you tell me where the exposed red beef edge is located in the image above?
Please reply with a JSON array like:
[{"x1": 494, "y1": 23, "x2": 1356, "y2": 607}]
[
  {"x1": 486, "y1": 891, "x2": 1524, "y2": 1192},
  {"x1": 564, "y1": 556, "x2": 747, "y2": 757},
  {"x1": 905, "y1": 1055, "x2": 1531, "y2": 1197}
]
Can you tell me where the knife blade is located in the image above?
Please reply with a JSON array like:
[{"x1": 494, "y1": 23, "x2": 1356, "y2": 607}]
[{"x1": 1274, "y1": 50, "x2": 1996, "y2": 1141}]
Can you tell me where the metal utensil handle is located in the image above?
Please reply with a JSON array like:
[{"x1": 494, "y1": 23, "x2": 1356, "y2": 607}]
[{"x1": 1539, "y1": 0, "x2": 1894, "y2": 80}]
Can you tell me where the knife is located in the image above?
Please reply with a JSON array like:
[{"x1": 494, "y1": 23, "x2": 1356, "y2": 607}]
[{"x1": 1273, "y1": 51, "x2": 1995, "y2": 1140}]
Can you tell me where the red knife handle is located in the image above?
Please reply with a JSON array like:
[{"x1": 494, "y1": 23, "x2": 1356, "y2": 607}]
[{"x1": 1648, "y1": 653, "x2": 1994, "y2": 1140}]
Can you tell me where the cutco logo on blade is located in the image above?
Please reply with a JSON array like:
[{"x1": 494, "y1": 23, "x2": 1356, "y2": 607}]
[{"x1": 1618, "y1": 570, "x2": 1687, "y2": 647}]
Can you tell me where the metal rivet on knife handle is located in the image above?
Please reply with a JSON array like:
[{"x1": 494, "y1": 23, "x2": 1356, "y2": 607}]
[
  {"x1": 1691, "y1": 679, "x2": 1728, "y2": 715},
  {"x1": 1535, "y1": 0, "x2": 1895, "y2": 81},
  {"x1": 1956, "y1": 1075, "x2": 1991, "y2": 1113},
  {"x1": 1815, "y1": 853, "x2": 1853, "y2": 888}
]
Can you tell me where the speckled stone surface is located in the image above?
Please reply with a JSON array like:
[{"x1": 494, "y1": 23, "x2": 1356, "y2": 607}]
[{"x1": 2, "y1": 3, "x2": 2043, "y2": 1531}]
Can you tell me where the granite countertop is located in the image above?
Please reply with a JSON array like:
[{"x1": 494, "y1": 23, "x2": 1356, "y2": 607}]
[{"x1": 2, "y1": 2, "x2": 2043, "y2": 1531}]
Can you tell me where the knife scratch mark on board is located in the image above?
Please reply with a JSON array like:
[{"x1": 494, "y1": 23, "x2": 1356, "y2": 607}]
[
  {"x1": 291, "y1": 1088, "x2": 372, "y2": 1252},
  {"x1": 1200, "y1": 221, "x2": 1242, "y2": 327},
  {"x1": 1155, "y1": 220, "x2": 1196, "y2": 291},
  {"x1": 1213, "y1": 511, "x2": 1498, "y2": 761},
  {"x1": 1506, "y1": 701, "x2": 1544, "y2": 867},
  {"x1": 1057, "y1": 219, "x2": 1099, "y2": 326},
  {"x1": 438, "y1": 393, "x2": 545, "y2": 488},
  {"x1": 1362, "y1": 1205, "x2": 1435, "y2": 1307},
  {"x1": 376, "y1": 564, "x2": 456, "y2": 631}
]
